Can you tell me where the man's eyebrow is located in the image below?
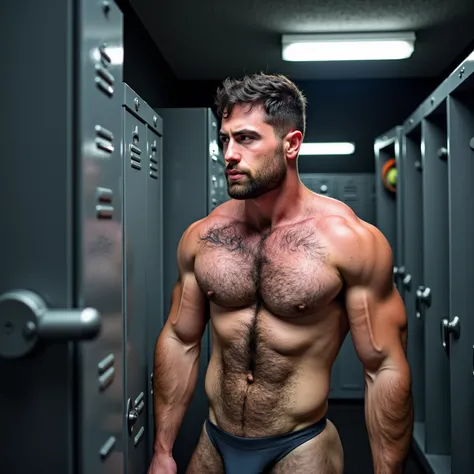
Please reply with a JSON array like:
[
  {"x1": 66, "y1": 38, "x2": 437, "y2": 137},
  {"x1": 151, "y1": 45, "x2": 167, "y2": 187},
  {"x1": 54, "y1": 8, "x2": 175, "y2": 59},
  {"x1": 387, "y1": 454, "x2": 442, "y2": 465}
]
[{"x1": 219, "y1": 129, "x2": 261, "y2": 137}]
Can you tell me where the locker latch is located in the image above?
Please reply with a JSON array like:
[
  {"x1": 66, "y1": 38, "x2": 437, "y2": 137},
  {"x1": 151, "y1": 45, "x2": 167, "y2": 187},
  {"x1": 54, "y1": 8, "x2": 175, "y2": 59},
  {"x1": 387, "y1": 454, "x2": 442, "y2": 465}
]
[
  {"x1": 415, "y1": 286, "x2": 431, "y2": 319},
  {"x1": 441, "y1": 316, "x2": 461, "y2": 356}
]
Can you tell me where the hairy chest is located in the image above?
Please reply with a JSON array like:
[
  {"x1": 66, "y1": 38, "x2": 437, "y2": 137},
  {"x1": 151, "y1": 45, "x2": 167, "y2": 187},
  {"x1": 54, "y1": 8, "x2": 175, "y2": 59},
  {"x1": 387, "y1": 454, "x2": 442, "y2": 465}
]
[{"x1": 194, "y1": 222, "x2": 342, "y2": 317}]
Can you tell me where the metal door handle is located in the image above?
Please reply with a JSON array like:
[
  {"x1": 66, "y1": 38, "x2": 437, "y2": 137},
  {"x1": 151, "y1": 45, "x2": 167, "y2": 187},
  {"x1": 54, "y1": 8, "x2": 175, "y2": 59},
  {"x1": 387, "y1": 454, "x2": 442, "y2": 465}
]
[
  {"x1": 441, "y1": 316, "x2": 461, "y2": 356},
  {"x1": 0, "y1": 289, "x2": 101, "y2": 359},
  {"x1": 416, "y1": 286, "x2": 431, "y2": 319},
  {"x1": 402, "y1": 274, "x2": 412, "y2": 290}
]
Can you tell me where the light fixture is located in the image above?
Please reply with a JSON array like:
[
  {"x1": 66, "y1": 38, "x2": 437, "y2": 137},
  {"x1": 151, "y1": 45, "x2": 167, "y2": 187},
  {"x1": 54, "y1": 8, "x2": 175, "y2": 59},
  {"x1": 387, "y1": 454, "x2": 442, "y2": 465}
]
[
  {"x1": 282, "y1": 32, "x2": 416, "y2": 61},
  {"x1": 299, "y1": 142, "x2": 355, "y2": 156}
]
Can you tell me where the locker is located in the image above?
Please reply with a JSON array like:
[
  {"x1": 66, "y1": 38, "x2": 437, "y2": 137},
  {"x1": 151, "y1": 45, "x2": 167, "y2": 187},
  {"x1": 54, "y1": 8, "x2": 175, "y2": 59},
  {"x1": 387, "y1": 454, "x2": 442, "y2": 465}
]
[
  {"x1": 375, "y1": 50, "x2": 474, "y2": 474},
  {"x1": 144, "y1": 116, "x2": 164, "y2": 464},
  {"x1": 155, "y1": 107, "x2": 228, "y2": 473},
  {"x1": 420, "y1": 97, "x2": 451, "y2": 460},
  {"x1": 401, "y1": 125, "x2": 425, "y2": 430},
  {"x1": 122, "y1": 83, "x2": 164, "y2": 472},
  {"x1": 0, "y1": 1, "x2": 125, "y2": 473},
  {"x1": 444, "y1": 84, "x2": 474, "y2": 474},
  {"x1": 374, "y1": 127, "x2": 403, "y2": 286}
]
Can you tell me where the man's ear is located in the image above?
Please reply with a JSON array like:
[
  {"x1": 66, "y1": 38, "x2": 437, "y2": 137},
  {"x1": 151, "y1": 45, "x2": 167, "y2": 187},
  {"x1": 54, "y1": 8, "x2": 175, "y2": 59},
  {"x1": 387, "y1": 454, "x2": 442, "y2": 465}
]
[{"x1": 285, "y1": 130, "x2": 303, "y2": 160}]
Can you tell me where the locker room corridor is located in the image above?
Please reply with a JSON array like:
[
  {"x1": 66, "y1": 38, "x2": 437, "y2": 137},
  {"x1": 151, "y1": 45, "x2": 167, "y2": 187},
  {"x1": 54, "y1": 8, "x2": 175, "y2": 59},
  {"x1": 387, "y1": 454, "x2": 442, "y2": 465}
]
[{"x1": 1, "y1": 1, "x2": 474, "y2": 474}]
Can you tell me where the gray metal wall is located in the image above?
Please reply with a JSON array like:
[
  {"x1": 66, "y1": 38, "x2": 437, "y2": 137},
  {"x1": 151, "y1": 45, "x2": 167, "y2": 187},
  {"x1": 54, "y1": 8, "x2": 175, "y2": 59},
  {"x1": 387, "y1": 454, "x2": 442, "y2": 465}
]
[
  {"x1": 155, "y1": 107, "x2": 228, "y2": 474},
  {"x1": 374, "y1": 53, "x2": 474, "y2": 474},
  {"x1": 300, "y1": 173, "x2": 375, "y2": 400}
]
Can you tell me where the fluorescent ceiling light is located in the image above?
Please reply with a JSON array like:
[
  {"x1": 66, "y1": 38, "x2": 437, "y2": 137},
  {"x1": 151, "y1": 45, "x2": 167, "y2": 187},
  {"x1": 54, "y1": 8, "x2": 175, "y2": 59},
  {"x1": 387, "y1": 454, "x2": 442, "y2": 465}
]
[
  {"x1": 299, "y1": 142, "x2": 355, "y2": 156},
  {"x1": 282, "y1": 32, "x2": 416, "y2": 61}
]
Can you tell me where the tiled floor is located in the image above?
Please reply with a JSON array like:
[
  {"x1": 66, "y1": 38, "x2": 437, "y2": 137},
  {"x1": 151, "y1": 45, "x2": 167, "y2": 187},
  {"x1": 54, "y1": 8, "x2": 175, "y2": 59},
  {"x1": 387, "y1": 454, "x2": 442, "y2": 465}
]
[{"x1": 327, "y1": 400, "x2": 426, "y2": 474}]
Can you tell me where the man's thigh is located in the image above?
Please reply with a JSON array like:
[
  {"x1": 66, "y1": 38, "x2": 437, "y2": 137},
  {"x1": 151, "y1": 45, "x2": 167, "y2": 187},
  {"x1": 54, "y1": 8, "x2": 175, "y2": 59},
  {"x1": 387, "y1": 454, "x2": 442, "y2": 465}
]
[
  {"x1": 271, "y1": 420, "x2": 344, "y2": 474},
  {"x1": 186, "y1": 424, "x2": 224, "y2": 474}
]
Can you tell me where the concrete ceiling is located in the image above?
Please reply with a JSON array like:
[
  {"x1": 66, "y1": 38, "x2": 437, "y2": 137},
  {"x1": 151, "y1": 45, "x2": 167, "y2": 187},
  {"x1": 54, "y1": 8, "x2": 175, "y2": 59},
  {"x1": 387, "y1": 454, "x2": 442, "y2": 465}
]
[{"x1": 129, "y1": 0, "x2": 474, "y2": 80}]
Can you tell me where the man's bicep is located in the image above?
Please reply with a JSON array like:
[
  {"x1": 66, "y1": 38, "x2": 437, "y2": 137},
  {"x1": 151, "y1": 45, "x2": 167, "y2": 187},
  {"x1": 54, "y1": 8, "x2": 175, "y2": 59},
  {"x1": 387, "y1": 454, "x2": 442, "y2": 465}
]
[
  {"x1": 346, "y1": 284, "x2": 408, "y2": 375},
  {"x1": 344, "y1": 226, "x2": 408, "y2": 375},
  {"x1": 164, "y1": 221, "x2": 208, "y2": 345},
  {"x1": 165, "y1": 272, "x2": 208, "y2": 345}
]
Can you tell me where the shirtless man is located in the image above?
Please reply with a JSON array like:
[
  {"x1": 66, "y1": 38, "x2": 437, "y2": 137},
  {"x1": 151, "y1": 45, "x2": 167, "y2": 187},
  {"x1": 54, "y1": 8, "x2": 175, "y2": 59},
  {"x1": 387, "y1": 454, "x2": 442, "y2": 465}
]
[{"x1": 148, "y1": 73, "x2": 414, "y2": 474}]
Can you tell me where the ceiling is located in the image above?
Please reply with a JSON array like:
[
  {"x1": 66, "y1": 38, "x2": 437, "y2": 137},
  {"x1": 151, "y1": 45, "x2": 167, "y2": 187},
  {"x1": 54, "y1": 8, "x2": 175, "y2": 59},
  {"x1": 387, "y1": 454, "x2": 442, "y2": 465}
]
[{"x1": 129, "y1": 0, "x2": 474, "y2": 81}]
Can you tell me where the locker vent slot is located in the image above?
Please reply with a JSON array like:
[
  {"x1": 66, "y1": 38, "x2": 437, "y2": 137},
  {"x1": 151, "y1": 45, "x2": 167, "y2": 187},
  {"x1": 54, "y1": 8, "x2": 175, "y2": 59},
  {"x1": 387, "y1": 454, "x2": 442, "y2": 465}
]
[
  {"x1": 95, "y1": 125, "x2": 114, "y2": 154},
  {"x1": 134, "y1": 392, "x2": 145, "y2": 407},
  {"x1": 343, "y1": 184, "x2": 358, "y2": 202},
  {"x1": 149, "y1": 163, "x2": 158, "y2": 179},
  {"x1": 99, "y1": 436, "x2": 116, "y2": 460},
  {"x1": 136, "y1": 400, "x2": 145, "y2": 414},
  {"x1": 134, "y1": 426, "x2": 145, "y2": 446},
  {"x1": 96, "y1": 187, "x2": 113, "y2": 204},
  {"x1": 99, "y1": 367, "x2": 115, "y2": 391},
  {"x1": 96, "y1": 205, "x2": 114, "y2": 219},
  {"x1": 98, "y1": 353, "x2": 115, "y2": 373},
  {"x1": 95, "y1": 74, "x2": 114, "y2": 97},
  {"x1": 95, "y1": 44, "x2": 115, "y2": 97},
  {"x1": 130, "y1": 143, "x2": 142, "y2": 170}
]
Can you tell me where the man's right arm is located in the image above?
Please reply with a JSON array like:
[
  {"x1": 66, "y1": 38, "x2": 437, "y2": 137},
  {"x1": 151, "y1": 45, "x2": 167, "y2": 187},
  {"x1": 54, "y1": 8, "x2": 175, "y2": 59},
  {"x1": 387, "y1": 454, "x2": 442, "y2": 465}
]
[{"x1": 152, "y1": 222, "x2": 208, "y2": 458}]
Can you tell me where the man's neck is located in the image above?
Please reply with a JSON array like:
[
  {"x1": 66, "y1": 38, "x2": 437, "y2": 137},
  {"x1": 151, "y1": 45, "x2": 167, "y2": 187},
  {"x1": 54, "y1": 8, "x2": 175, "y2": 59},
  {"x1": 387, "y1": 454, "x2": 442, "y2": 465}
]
[{"x1": 243, "y1": 175, "x2": 308, "y2": 230}]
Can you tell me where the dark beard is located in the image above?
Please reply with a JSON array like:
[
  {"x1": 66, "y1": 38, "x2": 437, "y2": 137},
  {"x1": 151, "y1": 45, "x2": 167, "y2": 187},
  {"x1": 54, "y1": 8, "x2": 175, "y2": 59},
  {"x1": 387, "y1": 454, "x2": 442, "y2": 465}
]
[{"x1": 227, "y1": 145, "x2": 287, "y2": 200}]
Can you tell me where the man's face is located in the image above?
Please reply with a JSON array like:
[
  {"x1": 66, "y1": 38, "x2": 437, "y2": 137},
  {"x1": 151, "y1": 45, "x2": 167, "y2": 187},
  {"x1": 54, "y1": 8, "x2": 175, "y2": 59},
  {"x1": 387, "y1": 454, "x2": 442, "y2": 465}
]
[{"x1": 219, "y1": 104, "x2": 287, "y2": 200}]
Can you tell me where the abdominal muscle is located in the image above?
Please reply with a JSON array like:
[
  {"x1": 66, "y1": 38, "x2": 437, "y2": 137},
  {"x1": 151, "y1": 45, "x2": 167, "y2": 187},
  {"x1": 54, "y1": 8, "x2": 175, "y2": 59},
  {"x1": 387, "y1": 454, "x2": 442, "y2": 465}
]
[{"x1": 203, "y1": 302, "x2": 349, "y2": 438}]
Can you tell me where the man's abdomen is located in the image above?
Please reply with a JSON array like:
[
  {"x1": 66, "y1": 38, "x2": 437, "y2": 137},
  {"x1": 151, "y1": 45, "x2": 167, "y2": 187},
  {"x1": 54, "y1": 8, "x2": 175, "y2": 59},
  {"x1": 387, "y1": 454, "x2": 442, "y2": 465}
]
[{"x1": 204, "y1": 307, "x2": 345, "y2": 438}]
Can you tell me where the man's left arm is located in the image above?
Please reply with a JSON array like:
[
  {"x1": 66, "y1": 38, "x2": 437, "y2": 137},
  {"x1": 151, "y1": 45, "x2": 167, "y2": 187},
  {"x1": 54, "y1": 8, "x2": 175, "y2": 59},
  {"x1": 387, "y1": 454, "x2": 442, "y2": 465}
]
[{"x1": 332, "y1": 216, "x2": 414, "y2": 474}]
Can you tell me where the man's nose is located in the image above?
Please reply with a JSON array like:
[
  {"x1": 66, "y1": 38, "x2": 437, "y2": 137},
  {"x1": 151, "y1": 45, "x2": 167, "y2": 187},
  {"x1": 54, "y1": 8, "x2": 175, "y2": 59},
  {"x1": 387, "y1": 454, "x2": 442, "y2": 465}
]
[{"x1": 224, "y1": 140, "x2": 241, "y2": 163}]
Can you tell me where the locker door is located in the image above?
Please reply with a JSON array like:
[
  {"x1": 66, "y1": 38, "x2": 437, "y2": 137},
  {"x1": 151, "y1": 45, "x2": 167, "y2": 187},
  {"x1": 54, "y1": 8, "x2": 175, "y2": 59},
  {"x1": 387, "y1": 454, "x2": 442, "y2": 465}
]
[
  {"x1": 78, "y1": 2, "x2": 125, "y2": 472},
  {"x1": 0, "y1": 1, "x2": 125, "y2": 474},
  {"x1": 445, "y1": 92, "x2": 474, "y2": 474},
  {"x1": 401, "y1": 129, "x2": 425, "y2": 426},
  {"x1": 123, "y1": 110, "x2": 149, "y2": 472},
  {"x1": 421, "y1": 115, "x2": 450, "y2": 456},
  {"x1": 145, "y1": 119, "x2": 164, "y2": 460}
]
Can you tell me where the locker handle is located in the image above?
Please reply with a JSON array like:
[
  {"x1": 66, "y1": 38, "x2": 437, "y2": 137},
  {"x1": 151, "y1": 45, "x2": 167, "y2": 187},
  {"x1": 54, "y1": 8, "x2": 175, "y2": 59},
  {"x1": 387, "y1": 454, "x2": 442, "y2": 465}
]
[
  {"x1": 0, "y1": 289, "x2": 101, "y2": 360},
  {"x1": 440, "y1": 316, "x2": 461, "y2": 356},
  {"x1": 415, "y1": 286, "x2": 431, "y2": 319},
  {"x1": 402, "y1": 274, "x2": 412, "y2": 290}
]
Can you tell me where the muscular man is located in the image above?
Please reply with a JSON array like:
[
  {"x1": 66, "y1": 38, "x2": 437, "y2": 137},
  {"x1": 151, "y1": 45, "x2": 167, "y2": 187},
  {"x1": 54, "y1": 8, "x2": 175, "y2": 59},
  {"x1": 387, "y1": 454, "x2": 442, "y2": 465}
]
[{"x1": 148, "y1": 73, "x2": 413, "y2": 474}]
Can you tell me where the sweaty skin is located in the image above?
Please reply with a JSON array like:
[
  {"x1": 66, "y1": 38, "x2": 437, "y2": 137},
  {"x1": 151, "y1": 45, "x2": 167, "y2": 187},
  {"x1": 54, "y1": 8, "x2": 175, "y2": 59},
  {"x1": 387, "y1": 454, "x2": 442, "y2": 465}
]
[{"x1": 152, "y1": 192, "x2": 413, "y2": 474}]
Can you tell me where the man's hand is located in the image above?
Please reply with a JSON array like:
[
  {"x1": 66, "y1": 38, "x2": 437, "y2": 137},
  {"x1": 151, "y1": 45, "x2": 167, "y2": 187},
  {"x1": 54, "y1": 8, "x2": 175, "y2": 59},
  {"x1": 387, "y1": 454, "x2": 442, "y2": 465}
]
[{"x1": 147, "y1": 452, "x2": 178, "y2": 474}]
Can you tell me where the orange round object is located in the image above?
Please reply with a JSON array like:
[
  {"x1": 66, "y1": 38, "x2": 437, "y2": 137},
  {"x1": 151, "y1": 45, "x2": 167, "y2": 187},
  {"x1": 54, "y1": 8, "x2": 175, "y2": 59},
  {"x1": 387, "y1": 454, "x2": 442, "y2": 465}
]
[{"x1": 382, "y1": 158, "x2": 397, "y2": 193}]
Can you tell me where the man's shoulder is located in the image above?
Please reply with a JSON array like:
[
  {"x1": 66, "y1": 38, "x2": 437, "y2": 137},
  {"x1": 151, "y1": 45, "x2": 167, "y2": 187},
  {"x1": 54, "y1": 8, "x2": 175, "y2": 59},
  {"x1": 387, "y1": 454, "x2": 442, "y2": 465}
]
[{"x1": 311, "y1": 198, "x2": 392, "y2": 275}]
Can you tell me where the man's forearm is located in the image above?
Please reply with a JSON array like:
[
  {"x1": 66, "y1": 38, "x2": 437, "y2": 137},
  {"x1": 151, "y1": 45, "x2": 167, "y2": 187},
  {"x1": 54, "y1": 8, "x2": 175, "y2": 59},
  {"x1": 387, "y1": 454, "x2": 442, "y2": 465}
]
[
  {"x1": 152, "y1": 329, "x2": 201, "y2": 456},
  {"x1": 365, "y1": 363, "x2": 414, "y2": 474}
]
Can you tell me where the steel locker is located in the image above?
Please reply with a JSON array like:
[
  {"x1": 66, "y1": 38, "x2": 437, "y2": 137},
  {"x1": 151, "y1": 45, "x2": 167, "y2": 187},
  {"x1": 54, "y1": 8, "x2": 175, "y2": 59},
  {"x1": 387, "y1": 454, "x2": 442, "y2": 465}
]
[
  {"x1": 122, "y1": 84, "x2": 163, "y2": 473},
  {"x1": 0, "y1": 1, "x2": 125, "y2": 473},
  {"x1": 420, "y1": 95, "x2": 451, "y2": 462},
  {"x1": 444, "y1": 70, "x2": 474, "y2": 474},
  {"x1": 144, "y1": 108, "x2": 164, "y2": 463}
]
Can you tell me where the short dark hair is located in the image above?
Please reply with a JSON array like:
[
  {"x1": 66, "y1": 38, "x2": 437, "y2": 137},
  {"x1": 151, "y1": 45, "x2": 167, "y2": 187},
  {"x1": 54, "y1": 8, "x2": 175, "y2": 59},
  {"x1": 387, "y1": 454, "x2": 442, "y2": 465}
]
[{"x1": 214, "y1": 73, "x2": 307, "y2": 138}]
